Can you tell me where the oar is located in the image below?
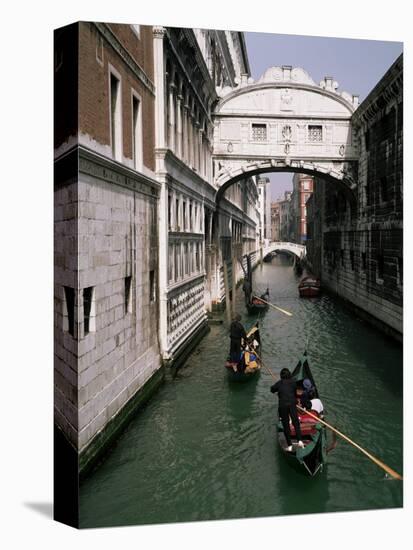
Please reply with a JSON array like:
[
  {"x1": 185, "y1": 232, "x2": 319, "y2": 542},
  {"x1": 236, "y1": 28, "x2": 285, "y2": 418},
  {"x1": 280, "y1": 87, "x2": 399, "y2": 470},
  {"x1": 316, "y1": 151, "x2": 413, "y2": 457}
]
[
  {"x1": 252, "y1": 349, "x2": 278, "y2": 380},
  {"x1": 252, "y1": 295, "x2": 293, "y2": 317},
  {"x1": 297, "y1": 405, "x2": 403, "y2": 481}
]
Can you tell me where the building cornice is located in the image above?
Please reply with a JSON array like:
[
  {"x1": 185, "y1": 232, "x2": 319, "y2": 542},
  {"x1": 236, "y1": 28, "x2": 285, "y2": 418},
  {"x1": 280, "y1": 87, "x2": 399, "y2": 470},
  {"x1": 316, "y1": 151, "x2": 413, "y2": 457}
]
[
  {"x1": 352, "y1": 54, "x2": 403, "y2": 126},
  {"x1": 156, "y1": 148, "x2": 217, "y2": 198},
  {"x1": 79, "y1": 145, "x2": 160, "y2": 197},
  {"x1": 94, "y1": 22, "x2": 155, "y2": 96}
]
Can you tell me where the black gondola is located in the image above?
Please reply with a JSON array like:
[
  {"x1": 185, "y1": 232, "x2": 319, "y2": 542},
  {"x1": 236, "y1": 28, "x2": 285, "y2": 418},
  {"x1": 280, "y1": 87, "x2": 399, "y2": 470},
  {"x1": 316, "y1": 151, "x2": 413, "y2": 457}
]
[
  {"x1": 241, "y1": 255, "x2": 270, "y2": 315},
  {"x1": 246, "y1": 289, "x2": 270, "y2": 314},
  {"x1": 276, "y1": 352, "x2": 332, "y2": 476}
]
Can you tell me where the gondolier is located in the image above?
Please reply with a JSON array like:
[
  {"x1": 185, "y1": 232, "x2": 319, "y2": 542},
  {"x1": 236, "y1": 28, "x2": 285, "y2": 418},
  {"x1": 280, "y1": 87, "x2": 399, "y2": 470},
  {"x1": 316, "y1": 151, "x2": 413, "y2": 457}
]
[
  {"x1": 271, "y1": 368, "x2": 304, "y2": 452},
  {"x1": 242, "y1": 278, "x2": 252, "y2": 305}
]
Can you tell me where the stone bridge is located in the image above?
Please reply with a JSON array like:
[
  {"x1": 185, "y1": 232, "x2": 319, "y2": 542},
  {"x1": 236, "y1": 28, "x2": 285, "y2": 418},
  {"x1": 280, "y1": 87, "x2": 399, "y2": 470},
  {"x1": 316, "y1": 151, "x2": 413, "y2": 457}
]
[
  {"x1": 212, "y1": 65, "x2": 360, "y2": 203},
  {"x1": 263, "y1": 241, "x2": 306, "y2": 259}
]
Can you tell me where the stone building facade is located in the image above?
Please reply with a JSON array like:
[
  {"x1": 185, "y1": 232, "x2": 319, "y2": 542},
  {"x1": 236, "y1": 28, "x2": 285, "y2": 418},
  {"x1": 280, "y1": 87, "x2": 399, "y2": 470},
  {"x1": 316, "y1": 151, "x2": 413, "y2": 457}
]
[
  {"x1": 54, "y1": 22, "x2": 162, "y2": 472},
  {"x1": 305, "y1": 179, "x2": 323, "y2": 275},
  {"x1": 257, "y1": 176, "x2": 271, "y2": 242},
  {"x1": 153, "y1": 26, "x2": 253, "y2": 357},
  {"x1": 306, "y1": 55, "x2": 403, "y2": 339},
  {"x1": 291, "y1": 173, "x2": 314, "y2": 244},
  {"x1": 279, "y1": 191, "x2": 292, "y2": 241},
  {"x1": 270, "y1": 201, "x2": 281, "y2": 241}
]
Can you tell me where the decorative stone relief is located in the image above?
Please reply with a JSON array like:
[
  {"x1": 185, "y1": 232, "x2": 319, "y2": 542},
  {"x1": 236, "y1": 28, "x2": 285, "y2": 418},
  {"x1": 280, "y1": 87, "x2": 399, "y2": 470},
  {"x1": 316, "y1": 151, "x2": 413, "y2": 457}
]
[
  {"x1": 280, "y1": 89, "x2": 294, "y2": 110},
  {"x1": 258, "y1": 66, "x2": 316, "y2": 86},
  {"x1": 282, "y1": 125, "x2": 292, "y2": 142},
  {"x1": 167, "y1": 279, "x2": 205, "y2": 347}
]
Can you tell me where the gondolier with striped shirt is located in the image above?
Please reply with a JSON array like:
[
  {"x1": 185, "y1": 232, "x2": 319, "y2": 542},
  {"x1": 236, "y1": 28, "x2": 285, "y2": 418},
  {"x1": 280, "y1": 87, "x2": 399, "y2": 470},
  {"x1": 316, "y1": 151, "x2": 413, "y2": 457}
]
[{"x1": 271, "y1": 368, "x2": 305, "y2": 452}]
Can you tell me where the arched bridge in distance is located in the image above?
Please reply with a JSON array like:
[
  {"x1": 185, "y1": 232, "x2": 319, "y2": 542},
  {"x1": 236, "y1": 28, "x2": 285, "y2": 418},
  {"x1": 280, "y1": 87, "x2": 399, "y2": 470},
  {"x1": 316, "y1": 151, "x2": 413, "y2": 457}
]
[{"x1": 263, "y1": 241, "x2": 306, "y2": 260}]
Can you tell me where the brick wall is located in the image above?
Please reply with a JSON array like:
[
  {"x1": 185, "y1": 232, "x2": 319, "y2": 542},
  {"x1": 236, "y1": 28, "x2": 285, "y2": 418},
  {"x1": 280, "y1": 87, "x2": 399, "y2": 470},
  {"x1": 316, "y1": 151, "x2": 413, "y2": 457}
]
[{"x1": 78, "y1": 22, "x2": 155, "y2": 171}]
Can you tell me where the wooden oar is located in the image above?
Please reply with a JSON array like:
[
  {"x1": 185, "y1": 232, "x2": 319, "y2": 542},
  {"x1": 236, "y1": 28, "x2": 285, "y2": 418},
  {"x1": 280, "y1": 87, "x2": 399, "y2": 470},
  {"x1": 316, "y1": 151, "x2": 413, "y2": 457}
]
[
  {"x1": 251, "y1": 349, "x2": 278, "y2": 380},
  {"x1": 263, "y1": 357, "x2": 401, "y2": 479},
  {"x1": 297, "y1": 405, "x2": 403, "y2": 481},
  {"x1": 252, "y1": 295, "x2": 293, "y2": 317}
]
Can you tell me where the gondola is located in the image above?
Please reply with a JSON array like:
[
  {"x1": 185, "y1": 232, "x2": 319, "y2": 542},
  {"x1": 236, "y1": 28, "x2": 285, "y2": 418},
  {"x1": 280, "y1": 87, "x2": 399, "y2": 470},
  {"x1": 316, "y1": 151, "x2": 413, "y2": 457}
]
[
  {"x1": 241, "y1": 254, "x2": 269, "y2": 315},
  {"x1": 246, "y1": 290, "x2": 270, "y2": 315},
  {"x1": 225, "y1": 322, "x2": 262, "y2": 382},
  {"x1": 294, "y1": 259, "x2": 303, "y2": 275},
  {"x1": 263, "y1": 251, "x2": 276, "y2": 263},
  {"x1": 276, "y1": 352, "x2": 331, "y2": 476},
  {"x1": 298, "y1": 276, "x2": 321, "y2": 297}
]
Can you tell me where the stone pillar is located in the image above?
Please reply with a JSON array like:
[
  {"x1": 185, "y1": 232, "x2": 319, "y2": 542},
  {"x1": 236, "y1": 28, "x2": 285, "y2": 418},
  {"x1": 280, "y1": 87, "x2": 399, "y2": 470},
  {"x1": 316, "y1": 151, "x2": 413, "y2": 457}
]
[
  {"x1": 176, "y1": 93, "x2": 183, "y2": 159},
  {"x1": 183, "y1": 103, "x2": 189, "y2": 164},
  {"x1": 172, "y1": 190, "x2": 177, "y2": 230},
  {"x1": 168, "y1": 83, "x2": 176, "y2": 152},
  {"x1": 198, "y1": 127, "x2": 203, "y2": 176},
  {"x1": 189, "y1": 112, "x2": 194, "y2": 169},
  {"x1": 153, "y1": 26, "x2": 169, "y2": 357},
  {"x1": 153, "y1": 27, "x2": 166, "y2": 149}
]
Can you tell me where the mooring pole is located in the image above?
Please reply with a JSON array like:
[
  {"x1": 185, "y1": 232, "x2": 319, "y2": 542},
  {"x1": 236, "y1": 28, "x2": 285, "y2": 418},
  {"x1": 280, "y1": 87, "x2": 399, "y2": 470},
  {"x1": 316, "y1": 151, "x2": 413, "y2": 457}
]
[
  {"x1": 231, "y1": 253, "x2": 237, "y2": 317},
  {"x1": 223, "y1": 261, "x2": 232, "y2": 323}
]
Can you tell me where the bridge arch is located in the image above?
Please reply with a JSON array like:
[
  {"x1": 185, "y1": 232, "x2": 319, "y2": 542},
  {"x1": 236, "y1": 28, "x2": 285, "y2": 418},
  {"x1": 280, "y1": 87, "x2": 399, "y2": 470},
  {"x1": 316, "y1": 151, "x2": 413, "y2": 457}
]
[
  {"x1": 214, "y1": 160, "x2": 357, "y2": 207},
  {"x1": 264, "y1": 241, "x2": 306, "y2": 259}
]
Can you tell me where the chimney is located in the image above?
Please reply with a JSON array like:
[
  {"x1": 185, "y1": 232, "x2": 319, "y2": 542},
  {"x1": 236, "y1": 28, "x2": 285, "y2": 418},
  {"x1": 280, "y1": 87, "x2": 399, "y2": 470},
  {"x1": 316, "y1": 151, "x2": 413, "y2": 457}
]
[
  {"x1": 282, "y1": 65, "x2": 292, "y2": 80},
  {"x1": 240, "y1": 73, "x2": 249, "y2": 86},
  {"x1": 324, "y1": 76, "x2": 333, "y2": 90}
]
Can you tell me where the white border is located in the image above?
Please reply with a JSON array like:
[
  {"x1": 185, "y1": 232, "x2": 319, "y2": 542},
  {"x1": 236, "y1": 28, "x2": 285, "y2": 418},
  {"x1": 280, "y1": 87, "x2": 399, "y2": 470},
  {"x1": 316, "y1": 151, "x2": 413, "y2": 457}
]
[{"x1": 2, "y1": 1, "x2": 410, "y2": 549}]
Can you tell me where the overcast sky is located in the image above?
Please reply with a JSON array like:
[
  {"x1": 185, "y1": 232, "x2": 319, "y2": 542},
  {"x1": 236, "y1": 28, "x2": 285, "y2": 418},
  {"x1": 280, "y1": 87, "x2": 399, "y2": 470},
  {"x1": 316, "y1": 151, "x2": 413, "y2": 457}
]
[{"x1": 244, "y1": 32, "x2": 403, "y2": 200}]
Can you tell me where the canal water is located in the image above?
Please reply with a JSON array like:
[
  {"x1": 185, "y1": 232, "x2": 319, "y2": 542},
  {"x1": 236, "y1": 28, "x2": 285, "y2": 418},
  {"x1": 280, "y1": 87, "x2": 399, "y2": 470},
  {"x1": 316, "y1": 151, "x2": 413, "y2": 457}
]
[{"x1": 79, "y1": 255, "x2": 403, "y2": 528}]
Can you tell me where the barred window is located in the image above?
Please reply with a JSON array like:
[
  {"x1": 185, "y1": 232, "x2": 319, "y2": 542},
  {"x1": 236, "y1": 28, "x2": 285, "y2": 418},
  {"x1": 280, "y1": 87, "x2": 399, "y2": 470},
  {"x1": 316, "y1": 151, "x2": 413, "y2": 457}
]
[
  {"x1": 308, "y1": 125, "x2": 323, "y2": 142},
  {"x1": 124, "y1": 277, "x2": 132, "y2": 314},
  {"x1": 252, "y1": 124, "x2": 267, "y2": 142},
  {"x1": 64, "y1": 286, "x2": 75, "y2": 337}
]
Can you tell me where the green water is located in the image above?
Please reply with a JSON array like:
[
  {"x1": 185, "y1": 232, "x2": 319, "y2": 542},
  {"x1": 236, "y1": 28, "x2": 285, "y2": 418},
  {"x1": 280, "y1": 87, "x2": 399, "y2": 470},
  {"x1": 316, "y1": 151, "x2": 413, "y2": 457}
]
[{"x1": 79, "y1": 256, "x2": 403, "y2": 528}]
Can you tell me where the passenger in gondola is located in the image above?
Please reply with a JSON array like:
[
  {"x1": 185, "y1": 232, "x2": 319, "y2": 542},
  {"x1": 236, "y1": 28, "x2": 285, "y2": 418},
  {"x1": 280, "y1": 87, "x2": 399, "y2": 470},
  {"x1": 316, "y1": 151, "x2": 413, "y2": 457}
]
[
  {"x1": 229, "y1": 314, "x2": 246, "y2": 367},
  {"x1": 302, "y1": 389, "x2": 324, "y2": 416},
  {"x1": 298, "y1": 378, "x2": 314, "y2": 407},
  {"x1": 260, "y1": 287, "x2": 270, "y2": 302},
  {"x1": 271, "y1": 368, "x2": 305, "y2": 452}
]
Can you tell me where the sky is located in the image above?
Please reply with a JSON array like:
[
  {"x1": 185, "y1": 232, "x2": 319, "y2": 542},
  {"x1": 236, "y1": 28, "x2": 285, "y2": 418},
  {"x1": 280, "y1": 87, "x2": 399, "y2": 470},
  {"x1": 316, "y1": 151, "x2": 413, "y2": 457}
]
[{"x1": 244, "y1": 32, "x2": 403, "y2": 201}]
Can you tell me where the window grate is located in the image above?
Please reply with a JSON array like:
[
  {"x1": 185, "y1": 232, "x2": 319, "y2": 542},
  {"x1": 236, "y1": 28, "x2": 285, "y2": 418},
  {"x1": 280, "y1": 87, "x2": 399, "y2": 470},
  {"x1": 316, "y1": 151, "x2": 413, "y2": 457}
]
[
  {"x1": 308, "y1": 125, "x2": 323, "y2": 142},
  {"x1": 252, "y1": 124, "x2": 267, "y2": 142}
]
